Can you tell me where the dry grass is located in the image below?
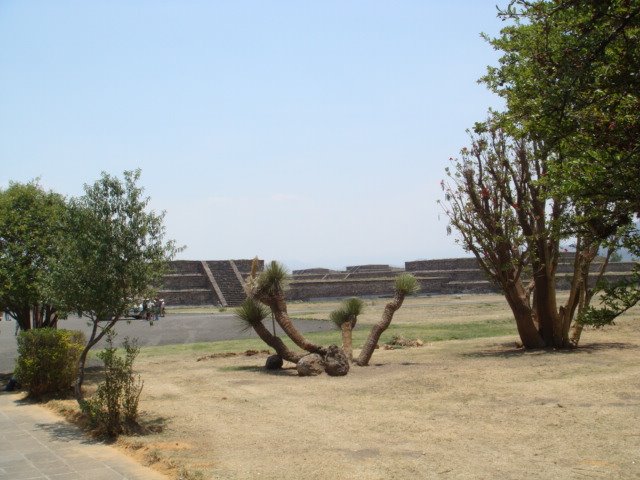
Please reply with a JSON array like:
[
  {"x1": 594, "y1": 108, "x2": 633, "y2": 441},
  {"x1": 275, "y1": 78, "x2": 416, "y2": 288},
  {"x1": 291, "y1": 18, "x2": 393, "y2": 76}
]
[{"x1": 57, "y1": 294, "x2": 640, "y2": 479}]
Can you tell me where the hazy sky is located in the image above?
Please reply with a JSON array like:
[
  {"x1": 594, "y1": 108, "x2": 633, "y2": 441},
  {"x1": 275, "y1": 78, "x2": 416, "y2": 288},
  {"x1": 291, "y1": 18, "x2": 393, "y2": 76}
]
[{"x1": 0, "y1": 1, "x2": 505, "y2": 270}]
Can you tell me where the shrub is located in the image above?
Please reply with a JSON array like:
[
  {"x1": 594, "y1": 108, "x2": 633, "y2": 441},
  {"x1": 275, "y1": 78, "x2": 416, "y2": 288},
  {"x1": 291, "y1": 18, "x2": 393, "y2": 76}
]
[
  {"x1": 81, "y1": 332, "x2": 144, "y2": 437},
  {"x1": 14, "y1": 328, "x2": 85, "y2": 398}
]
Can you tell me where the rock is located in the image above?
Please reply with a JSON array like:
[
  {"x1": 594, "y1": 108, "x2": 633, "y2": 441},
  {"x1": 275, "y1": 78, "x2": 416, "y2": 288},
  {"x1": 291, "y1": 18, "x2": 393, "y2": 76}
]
[
  {"x1": 265, "y1": 354, "x2": 283, "y2": 370},
  {"x1": 323, "y1": 345, "x2": 350, "y2": 376},
  {"x1": 296, "y1": 353, "x2": 325, "y2": 376}
]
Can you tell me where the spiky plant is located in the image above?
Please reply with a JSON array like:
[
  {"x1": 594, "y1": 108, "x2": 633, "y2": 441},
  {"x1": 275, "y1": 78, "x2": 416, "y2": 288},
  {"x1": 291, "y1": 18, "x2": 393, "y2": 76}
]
[
  {"x1": 344, "y1": 297, "x2": 364, "y2": 327},
  {"x1": 233, "y1": 298, "x2": 303, "y2": 364},
  {"x1": 356, "y1": 274, "x2": 420, "y2": 366},
  {"x1": 330, "y1": 297, "x2": 364, "y2": 362},
  {"x1": 235, "y1": 297, "x2": 270, "y2": 332},
  {"x1": 330, "y1": 308, "x2": 350, "y2": 328},
  {"x1": 394, "y1": 273, "x2": 420, "y2": 296},
  {"x1": 251, "y1": 260, "x2": 325, "y2": 355},
  {"x1": 254, "y1": 261, "x2": 289, "y2": 298}
]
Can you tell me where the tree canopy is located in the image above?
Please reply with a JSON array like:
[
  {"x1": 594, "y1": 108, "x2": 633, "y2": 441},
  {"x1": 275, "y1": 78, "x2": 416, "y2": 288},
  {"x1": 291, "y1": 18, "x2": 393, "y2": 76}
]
[
  {"x1": 483, "y1": 0, "x2": 640, "y2": 219},
  {"x1": 46, "y1": 170, "x2": 180, "y2": 401},
  {"x1": 0, "y1": 181, "x2": 67, "y2": 330},
  {"x1": 443, "y1": 0, "x2": 640, "y2": 348}
]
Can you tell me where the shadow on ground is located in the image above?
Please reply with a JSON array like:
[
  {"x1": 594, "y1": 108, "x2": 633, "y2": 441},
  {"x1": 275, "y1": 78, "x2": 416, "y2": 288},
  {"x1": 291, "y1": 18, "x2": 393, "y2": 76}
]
[{"x1": 462, "y1": 341, "x2": 637, "y2": 359}]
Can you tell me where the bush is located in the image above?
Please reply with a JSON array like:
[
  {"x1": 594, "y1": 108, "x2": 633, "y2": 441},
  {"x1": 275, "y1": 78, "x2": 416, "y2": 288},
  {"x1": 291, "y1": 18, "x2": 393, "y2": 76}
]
[
  {"x1": 14, "y1": 328, "x2": 85, "y2": 398},
  {"x1": 82, "y1": 333, "x2": 144, "y2": 437}
]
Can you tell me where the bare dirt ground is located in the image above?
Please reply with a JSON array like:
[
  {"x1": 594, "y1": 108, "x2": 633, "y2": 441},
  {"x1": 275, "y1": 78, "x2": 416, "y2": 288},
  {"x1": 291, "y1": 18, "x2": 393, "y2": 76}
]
[{"x1": 63, "y1": 295, "x2": 640, "y2": 479}]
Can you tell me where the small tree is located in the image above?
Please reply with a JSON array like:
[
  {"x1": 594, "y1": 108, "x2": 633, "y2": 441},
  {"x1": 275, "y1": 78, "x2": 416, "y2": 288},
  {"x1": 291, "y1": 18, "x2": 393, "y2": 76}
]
[
  {"x1": 50, "y1": 170, "x2": 179, "y2": 404},
  {"x1": 82, "y1": 332, "x2": 144, "y2": 437},
  {"x1": 330, "y1": 297, "x2": 364, "y2": 361},
  {"x1": 355, "y1": 274, "x2": 418, "y2": 366}
]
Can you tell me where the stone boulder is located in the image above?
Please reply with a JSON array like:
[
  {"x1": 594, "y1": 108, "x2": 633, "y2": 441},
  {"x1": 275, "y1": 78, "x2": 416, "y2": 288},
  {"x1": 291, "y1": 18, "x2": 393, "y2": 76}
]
[
  {"x1": 296, "y1": 353, "x2": 325, "y2": 376},
  {"x1": 323, "y1": 345, "x2": 350, "y2": 376},
  {"x1": 265, "y1": 354, "x2": 283, "y2": 370}
]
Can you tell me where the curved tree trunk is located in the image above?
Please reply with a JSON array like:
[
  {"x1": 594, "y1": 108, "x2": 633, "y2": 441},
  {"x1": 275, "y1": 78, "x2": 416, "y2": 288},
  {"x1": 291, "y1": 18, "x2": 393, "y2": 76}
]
[
  {"x1": 355, "y1": 293, "x2": 404, "y2": 366},
  {"x1": 259, "y1": 293, "x2": 326, "y2": 355},
  {"x1": 251, "y1": 321, "x2": 304, "y2": 363},
  {"x1": 341, "y1": 322, "x2": 353, "y2": 361},
  {"x1": 75, "y1": 317, "x2": 118, "y2": 405}
]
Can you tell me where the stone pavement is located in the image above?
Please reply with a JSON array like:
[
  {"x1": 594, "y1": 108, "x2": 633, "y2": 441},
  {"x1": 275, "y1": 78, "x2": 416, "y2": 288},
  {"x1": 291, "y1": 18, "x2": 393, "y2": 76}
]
[{"x1": 0, "y1": 392, "x2": 168, "y2": 480}]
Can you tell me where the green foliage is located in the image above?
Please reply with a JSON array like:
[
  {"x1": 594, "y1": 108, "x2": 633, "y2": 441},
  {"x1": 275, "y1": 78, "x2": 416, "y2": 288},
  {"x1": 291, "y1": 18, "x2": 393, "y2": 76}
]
[
  {"x1": 0, "y1": 181, "x2": 68, "y2": 329},
  {"x1": 81, "y1": 333, "x2": 144, "y2": 437},
  {"x1": 14, "y1": 328, "x2": 85, "y2": 397},
  {"x1": 234, "y1": 298, "x2": 270, "y2": 332},
  {"x1": 485, "y1": 0, "x2": 640, "y2": 216},
  {"x1": 483, "y1": 0, "x2": 640, "y2": 222},
  {"x1": 51, "y1": 170, "x2": 180, "y2": 322},
  {"x1": 580, "y1": 262, "x2": 640, "y2": 328},
  {"x1": 329, "y1": 309, "x2": 350, "y2": 328},
  {"x1": 482, "y1": 0, "x2": 640, "y2": 342},
  {"x1": 255, "y1": 261, "x2": 289, "y2": 298},
  {"x1": 394, "y1": 273, "x2": 419, "y2": 296},
  {"x1": 343, "y1": 297, "x2": 364, "y2": 318},
  {"x1": 330, "y1": 297, "x2": 364, "y2": 328}
]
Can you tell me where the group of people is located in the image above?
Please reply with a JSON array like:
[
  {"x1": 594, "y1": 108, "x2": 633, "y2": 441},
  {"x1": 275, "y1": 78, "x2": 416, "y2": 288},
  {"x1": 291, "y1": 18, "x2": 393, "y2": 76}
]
[{"x1": 142, "y1": 298, "x2": 165, "y2": 321}]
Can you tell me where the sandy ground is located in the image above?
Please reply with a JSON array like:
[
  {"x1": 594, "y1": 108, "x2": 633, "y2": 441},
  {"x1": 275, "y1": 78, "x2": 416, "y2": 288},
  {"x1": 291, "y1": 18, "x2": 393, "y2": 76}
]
[{"x1": 90, "y1": 294, "x2": 639, "y2": 480}]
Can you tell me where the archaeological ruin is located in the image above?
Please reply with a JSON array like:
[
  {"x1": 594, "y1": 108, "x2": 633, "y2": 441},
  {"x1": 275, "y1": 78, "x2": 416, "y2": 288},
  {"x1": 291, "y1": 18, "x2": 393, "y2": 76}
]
[{"x1": 158, "y1": 255, "x2": 638, "y2": 307}]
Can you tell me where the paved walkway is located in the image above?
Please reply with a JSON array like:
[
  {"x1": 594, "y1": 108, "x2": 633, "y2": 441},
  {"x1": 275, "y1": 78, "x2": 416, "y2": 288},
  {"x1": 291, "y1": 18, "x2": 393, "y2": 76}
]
[{"x1": 0, "y1": 392, "x2": 168, "y2": 480}]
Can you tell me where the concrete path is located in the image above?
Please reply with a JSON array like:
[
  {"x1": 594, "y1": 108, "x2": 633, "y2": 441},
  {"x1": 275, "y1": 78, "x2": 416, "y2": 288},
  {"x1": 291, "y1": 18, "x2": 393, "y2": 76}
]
[{"x1": 0, "y1": 392, "x2": 168, "y2": 480}]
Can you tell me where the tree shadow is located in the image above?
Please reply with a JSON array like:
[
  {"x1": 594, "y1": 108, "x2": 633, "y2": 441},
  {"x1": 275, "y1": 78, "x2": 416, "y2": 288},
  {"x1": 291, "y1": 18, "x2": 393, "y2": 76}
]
[
  {"x1": 462, "y1": 341, "x2": 637, "y2": 358},
  {"x1": 35, "y1": 419, "x2": 102, "y2": 445}
]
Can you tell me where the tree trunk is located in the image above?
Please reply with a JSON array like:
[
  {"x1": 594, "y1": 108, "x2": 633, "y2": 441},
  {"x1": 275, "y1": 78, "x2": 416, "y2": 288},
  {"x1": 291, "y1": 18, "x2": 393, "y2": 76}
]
[
  {"x1": 355, "y1": 293, "x2": 404, "y2": 366},
  {"x1": 18, "y1": 306, "x2": 31, "y2": 331},
  {"x1": 504, "y1": 284, "x2": 545, "y2": 349},
  {"x1": 569, "y1": 322, "x2": 584, "y2": 346},
  {"x1": 75, "y1": 317, "x2": 118, "y2": 405},
  {"x1": 532, "y1": 266, "x2": 559, "y2": 347},
  {"x1": 251, "y1": 321, "x2": 304, "y2": 363},
  {"x1": 569, "y1": 243, "x2": 612, "y2": 347},
  {"x1": 259, "y1": 293, "x2": 325, "y2": 355},
  {"x1": 341, "y1": 322, "x2": 353, "y2": 361}
]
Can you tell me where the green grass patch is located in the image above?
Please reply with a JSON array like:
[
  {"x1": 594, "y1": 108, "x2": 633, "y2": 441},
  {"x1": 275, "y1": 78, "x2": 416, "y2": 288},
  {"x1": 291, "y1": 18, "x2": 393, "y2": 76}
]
[{"x1": 138, "y1": 318, "x2": 516, "y2": 358}]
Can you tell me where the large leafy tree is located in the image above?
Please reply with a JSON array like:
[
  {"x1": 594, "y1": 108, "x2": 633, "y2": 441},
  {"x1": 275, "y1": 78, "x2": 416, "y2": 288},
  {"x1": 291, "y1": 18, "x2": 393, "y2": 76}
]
[
  {"x1": 480, "y1": 0, "x2": 640, "y2": 337},
  {"x1": 0, "y1": 181, "x2": 68, "y2": 330},
  {"x1": 442, "y1": 118, "x2": 621, "y2": 349},
  {"x1": 49, "y1": 170, "x2": 180, "y2": 402}
]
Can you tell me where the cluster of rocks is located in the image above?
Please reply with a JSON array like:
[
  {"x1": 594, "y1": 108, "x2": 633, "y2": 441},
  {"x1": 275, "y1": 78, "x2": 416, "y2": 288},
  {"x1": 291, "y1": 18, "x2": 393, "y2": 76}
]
[{"x1": 265, "y1": 345, "x2": 350, "y2": 377}]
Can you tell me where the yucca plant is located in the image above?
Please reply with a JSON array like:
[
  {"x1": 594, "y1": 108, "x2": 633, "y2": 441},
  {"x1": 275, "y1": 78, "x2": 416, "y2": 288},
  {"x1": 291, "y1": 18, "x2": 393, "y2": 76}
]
[
  {"x1": 234, "y1": 298, "x2": 303, "y2": 363},
  {"x1": 330, "y1": 297, "x2": 364, "y2": 361},
  {"x1": 251, "y1": 261, "x2": 325, "y2": 355},
  {"x1": 254, "y1": 261, "x2": 289, "y2": 298},
  {"x1": 356, "y1": 274, "x2": 419, "y2": 366}
]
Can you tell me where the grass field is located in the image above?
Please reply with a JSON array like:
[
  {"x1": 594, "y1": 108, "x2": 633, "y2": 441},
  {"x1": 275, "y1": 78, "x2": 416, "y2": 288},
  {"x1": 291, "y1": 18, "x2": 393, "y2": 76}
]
[{"x1": 50, "y1": 293, "x2": 640, "y2": 480}]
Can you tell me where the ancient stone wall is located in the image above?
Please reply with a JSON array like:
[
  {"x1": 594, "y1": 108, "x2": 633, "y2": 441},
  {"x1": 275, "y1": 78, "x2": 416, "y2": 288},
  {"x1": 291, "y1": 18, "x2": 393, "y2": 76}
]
[
  {"x1": 405, "y1": 258, "x2": 480, "y2": 271},
  {"x1": 159, "y1": 257, "x2": 637, "y2": 305}
]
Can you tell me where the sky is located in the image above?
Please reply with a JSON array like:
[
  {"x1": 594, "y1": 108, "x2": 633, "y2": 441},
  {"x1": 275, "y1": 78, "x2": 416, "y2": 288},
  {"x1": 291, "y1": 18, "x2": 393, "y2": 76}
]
[{"x1": 0, "y1": 1, "x2": 506, "y2": 270}]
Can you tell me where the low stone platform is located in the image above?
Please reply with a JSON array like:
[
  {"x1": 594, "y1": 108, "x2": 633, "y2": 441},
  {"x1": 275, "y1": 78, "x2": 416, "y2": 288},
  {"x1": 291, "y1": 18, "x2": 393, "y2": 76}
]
[{"x1": 158, "y1": 256, "x2": 638, "y2": 305}]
